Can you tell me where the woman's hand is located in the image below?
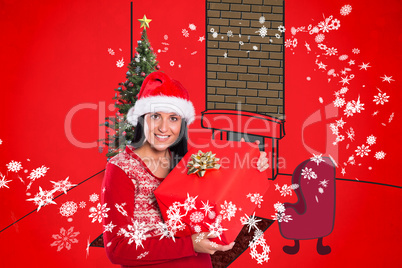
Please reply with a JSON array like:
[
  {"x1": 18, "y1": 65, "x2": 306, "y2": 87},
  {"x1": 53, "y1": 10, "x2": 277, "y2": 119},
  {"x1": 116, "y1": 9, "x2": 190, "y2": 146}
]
[
  {"x1": 240, "y1": 138, "x2": 269, "y2": 172},
  {"x1": 191, "y1": 233, "x2": 235, "y2": 255}
]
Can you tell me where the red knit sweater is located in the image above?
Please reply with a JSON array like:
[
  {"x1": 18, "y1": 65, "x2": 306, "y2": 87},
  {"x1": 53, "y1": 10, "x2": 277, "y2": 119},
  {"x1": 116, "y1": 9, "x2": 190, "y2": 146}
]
[{"x1": 101, "y1": 145, "x2": 212, "y2": 268}]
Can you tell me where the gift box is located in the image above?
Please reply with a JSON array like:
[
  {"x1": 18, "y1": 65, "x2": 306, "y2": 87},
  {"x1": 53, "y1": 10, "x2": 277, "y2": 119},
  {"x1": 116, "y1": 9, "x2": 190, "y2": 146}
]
[{"x1": 154, "y1": 139, "x2": 270, "y2": 245}]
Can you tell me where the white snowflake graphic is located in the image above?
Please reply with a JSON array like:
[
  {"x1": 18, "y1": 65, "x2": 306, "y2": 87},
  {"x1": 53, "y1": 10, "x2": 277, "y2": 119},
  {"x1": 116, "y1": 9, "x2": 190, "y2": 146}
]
[
  {"x1": 212, "y1": 32, "x2": 218, "y2": 38},
  {"x1": 156, "y1": 222, "x2": 176, "y2": 242},
  {"x1": 319, "y1": 179, "x2": 329, "y2": 188},
  {"x1": 374, "y1": 151, "x2": 386, "y2": 160},
  {"x1": 220, "y1": 200, "x2": 237, "y2": 221},
  {"x1": 249, "y1": 234, "x2": 270, "y2": 265},
  {"x1": 315, "y1": 33, "x2": 325, "y2": 43},
  {"x1": 0, "y1": 172, "x2": 12, "y2": 189},
  {"x1": 51, "y1": 177, "x2": 76, "y2": 194},
  {"x1": 6, "y1": 160, "x2": 22, "y2": 172},
  {"x1": 346, "y1": 127, "x2": 355, "y2": 141},
  {"x1": 278, "y1": 25, "x2": 285, "y2": 33},
  {"x1": 259, "y1": 16, "x2": 265, "y2": 24},
  {"x1": 310, "y1": 154, "x2": 325, "y2": 165},
  {"x1": 116, "y1": 58, "x2": 124, "y2": 68},
  {"x1": 273, "y1": 202, "x2": 285, "y2": 213},
  {"x1": 301, "y1": 167, "x2": 317, "y2": 180},
  {"x1": 227, "y1": 30, "x2": 233, "y2": 37},
  {"x1": 115, "y1": 203, "x2": 128, "y2": 217},
  {"x1": 183, "y1": 193, "x2": 198, "y2": 213},
  {"x1": 340, "y1": 5, "x2": 352, "y2": 16},
  {"x1": 190, "y1": 211, "x2": 204, "y2": 223},
  {"x1": 182, "y1": 29, "x2": 189, "y2": 37},
  {"x1": 256, "y1": 26, "x2": 268, "y2": 38},
  {"x1": 195, "y1": 232, "x2": 205, "y2": 243},
  {"x1": 89, "y1": 203, "x2": 110, "y2": 223},
  {"x1": 89, "y1": 193, "x2": 99, "y2": 203},
  {"x1": 137, "y1": 251, "x2": 149, "y2": 259},
  {"x1": 27, "y1": 186, "x2": 57, "y2": 211},
  {"x1": 28, "y1": 165, "x2": 49, "y2": 180},
  {"x1": 0, "y1": 139, "x2": 2, "y2": 145},
  {"x1": 169, "y1": 60, "x2": 175, "y2": 67},
  {"x1": 60, "y1": 201, "x2": 78, "y2": 217},
  {"x1": 242, "y1": 212, "x2": 262, "y2": 232},
  {"x1": 107, "y1": 48, "x2": 115, "y2": 55},
  {"x1": 355, "y1": 144, "x2": 371, "y2": 157},
  {"x1": 366, "y1": 135, "x2": 377, "y2": 146},
  {"x1": 104, "y1": 221, "x2": 117, "y2": 233},
  {"x1": 325, "y1": 47, "x2": 338, "y2": 56},
  {"x1": 194, "y1": 225, "x2": 202, "y2": 233},
  {"x1": 206, "y1": 220, "x2": 228, "y2": 240},
  {"x1": 333, "y1": 97, "x2": 346, "y2": 108},
  {"x1": 188, "y1": 23, "x2": 196, "y2": 31},
  {"x1": 381, "y1": 75, "x2": 394, "y2": 83},
  {"x1": 118, "y1": 219, "x2": 149, "y2": 249},
  {"x1": 79, "y1": 201, "x2": 86, "y2": 209},
  {"x1": 200, "y1": 200, "x2": 213, "y2": 215},
  {"x1": 275, "y1": 183, "x2": 299, "y2": 197},
  {"x1": 246, "y1": 193, "x2": 264, "y2": 208},
  {"x1": 373, "y1": 92, "x2": 389, "y2": 105},
  {"x1": 50, "y1": 227, "x2": 79, "y2": 251},
  {"x1": 318, "y1": 187, "x2": 324, "y2": 194}
]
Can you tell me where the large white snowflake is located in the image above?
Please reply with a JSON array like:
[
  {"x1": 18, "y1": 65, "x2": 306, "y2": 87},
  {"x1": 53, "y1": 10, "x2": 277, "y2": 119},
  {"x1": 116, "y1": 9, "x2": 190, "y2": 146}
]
[
  {"x1": 116, "y1": 58, "x2": 124, "y2": 68},
  {"x1": 6, "y1": 160, "x2": 23, "y2": 172},
  {"x1": 190, "y1": 211, "x2": 204, "y2": 223},
  {"x1": 60, "y1": 201, "x2": 78, "y2": 217},
  {"x1": 241, "y1": 212, "x2": 262, "y2": 232},
  {"x1": 51, "y1": 177, "x2": 76, "y2": 194},
  {"x1": 355, "y1": 144, "x2": 371, "y2": 157},
  {"x1": 301, "y1": 167, "x2": 317, "y2": 180},
  {"x1": 246, "y1": 193, "x2": 264, "y2": 208},
  {"x1": 155, "y1": 222, "x2": 176, "y2": 242},
  {"x1": 374, "y1": 151, "x2": 386, "y2": 160},
  {"x1": 256, "y1": 26, "x2": 268, "y2": 38},
  {"x1": 183, "y1": 193, "x2": 198, "y2": 213},
  {"x1": 89, "y1": 203, "x2": 110, "y2": 223},
  {"x1": 50, "y1": 227, "x2": 79, "y2": 251},
  {"x1": 118, "y1": 219, "x2": 149, "y2": 249},
  {"x1": 220, "y1": 200, "x2": 237, "y2": 221},
  {"x1": 249, "y1": 234, "x2": 270, "y2": 265},
  {"x1": 200, "y1": 200, "x2": 213, "y2": 215},
  {"x1": 0, "y1": 172, "x2": 12, "y2": 189},
  {"x1": 206, "y1": 220, "x2": 228, "y2": 241},
  {"x1": 27, "y1": 186, "x2": 57, "y2": 211},
  {"x1": 373, "y1": 92, "x2": 389, "y2": 105},
  {"x1": 310, "y1": 154, "x2": 325, "y2": 165}
]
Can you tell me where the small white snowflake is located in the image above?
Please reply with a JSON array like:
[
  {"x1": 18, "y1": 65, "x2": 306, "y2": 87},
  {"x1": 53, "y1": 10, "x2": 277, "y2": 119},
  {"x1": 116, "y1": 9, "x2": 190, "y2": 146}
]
[
  {"x1": 273, "y1": 202, "x2": 285, "y2": 213},
  {"x1": 118, "y1": 219, "x2": 149, "y2": 249},
  {"x1": 373, "y1": 92, "x2": 390, "y2": 105},
  {"x1": 333, "y1": 97, "x2": 346, "y2": 108},
  {"x1": 169, "y1": 60, "x2": 175, "y2": 67},
  {"x1": 188, "y1": 23, "x2": 196, "y2": 31},
  {"x1": 210, "y1": 241, "x2": 219, "y2": 248},
  {"x1": 190, "y1": 211, "x2": 204, "y2": 223},
  {"x1": 212, "y1": 32, "x2": 218, "y2": 38},
  {"x1": 0, "y1": 173, "x2": 12, "y2": 189},
  {"x1": 259, "y1": 16, "x2": 265, "y2": 24},
  {"x1": 182, "y1": 29, "x2": 189, "y2": 38},
  {"x1": 6, "y1": 161, "x2": 22, "y2": 173},
  {"x1": 79, "y1": 201, "x2": 86, "y2": 209},
  {"x1": 315, "y1": 33, "x2": 325, "y2": 43},
  {"x1": 89, "y1": 203, "x2": 110, "y2": 223},
  {"x1": 50, "y1": 227, "x2": 79, "y2": 251},
  {"x1": 310, "y1": 154, "x2": 325, "y2": 165},
  {"x1": 319, "y1": 179, "x2": 329, "y2": 188},
  {"x1": 355, "y1": 144, "x2": 371, "y2": 157},
  {"x1": 242, "y1": 212, "x2": 262, "y2": 232},
  {"x1": 200, "y1": 200, "x2": 213, "y2": 215},
  {"x1": 346, "y1": 127, "x2": 355, "y2": 141},
  {"x1": 301, "y1": 167, "x2": 317, "y2": 180},
  {"x1": 246, "y1": 193, "x2": 264, "y2": 208},
  {"x1": 51, "y1": 177, "x2": 76, "y2": 194},
  {"x1": 115, "y1": 203, "x2": 128, "y2": 217},
  {"x1": 256, "y1": 26, "x2": 268, "y2": 38},
  {"x1": 366, "y1": 135, "x2": 377, "y2": 145},
  {"x1": 194, "y1": 225, "x2": 202, "y2": 233},
  {"x1": 381, "y1": 75, "x2": 394, "y2": 83},
  {"x1": 374, "y1": 151, "x2": 386, "y2": 160},
  {"x1": 60, "y1": 201, "x2": 78, "y2": 217},
  {"x1": 340, "y1": 5, "x2": 352, "y2": 16},
  {"x1": 220, "y1": 200, "x2": 237, "y2": 221},
  {"x1": 278, "y1": 25, "x2": 285, "y2": 33},
  {"x1": 28, "y1": 165, "x2": 49, "y2": 181},
  {"x1": 325, "y1": 47, "x2": 338, "y2": 56},
  {"x1": 318, "y1": 187, "x2": 324, "y2": 194},
  {"x1": 116, "y1": 58, "x2": 124, "y2": 68},
  {"x1": 0, "y1": 139, "x2": 2, "y2": 145},
  {"x1": 104, "y1": 221, "x2": 117, "y2": 233},
  {"x1": 195, "y1": 232, "x2": 205, "y2": 243},
  {"x1": 137, "y1": 251, "x2": 149, "y2": 259},
  {"x1": 89, "y1": 193, "x2": 99, "y2": 203},
  {"x1": 206, "y1": 220, "x2": 228, "y2": 240},
  {"x1": 107, "y1": 48, "x2": 115, "y2": 55},
  {"x1": 227, "y1": 30, "x2": 233, "y2": 37}
]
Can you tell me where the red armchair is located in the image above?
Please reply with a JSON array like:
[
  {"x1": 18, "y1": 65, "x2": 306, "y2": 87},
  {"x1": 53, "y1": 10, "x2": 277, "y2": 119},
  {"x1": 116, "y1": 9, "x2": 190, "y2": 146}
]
[{"x1": 278, "y1": 157, "x2": 336, "y2": 255}]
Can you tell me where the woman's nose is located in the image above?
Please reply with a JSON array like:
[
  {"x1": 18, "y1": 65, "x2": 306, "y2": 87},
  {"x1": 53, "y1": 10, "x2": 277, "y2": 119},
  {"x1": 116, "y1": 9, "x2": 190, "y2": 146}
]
[{"x1": 158, "y1": 118, "x2": 168, "y2": 132}]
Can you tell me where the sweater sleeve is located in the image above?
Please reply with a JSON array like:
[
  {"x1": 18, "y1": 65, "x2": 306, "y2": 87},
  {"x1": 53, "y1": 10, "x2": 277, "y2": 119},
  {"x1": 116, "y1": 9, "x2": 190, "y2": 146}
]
[{"x1": 101, "y1": 162, "x2": 197, "y2": 267}]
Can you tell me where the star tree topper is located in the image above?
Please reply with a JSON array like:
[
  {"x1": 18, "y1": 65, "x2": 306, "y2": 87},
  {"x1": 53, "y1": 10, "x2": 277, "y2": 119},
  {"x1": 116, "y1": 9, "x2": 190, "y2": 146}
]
[{"x1": 138, "y1": 15, "x2": 152, "y2": 29}]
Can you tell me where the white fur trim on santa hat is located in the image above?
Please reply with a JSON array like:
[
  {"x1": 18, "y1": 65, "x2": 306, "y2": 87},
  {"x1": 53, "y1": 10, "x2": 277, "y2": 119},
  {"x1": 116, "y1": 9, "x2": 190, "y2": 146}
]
[{"x1": 126, "y1": 95, "x2": 195, "y2": 126}]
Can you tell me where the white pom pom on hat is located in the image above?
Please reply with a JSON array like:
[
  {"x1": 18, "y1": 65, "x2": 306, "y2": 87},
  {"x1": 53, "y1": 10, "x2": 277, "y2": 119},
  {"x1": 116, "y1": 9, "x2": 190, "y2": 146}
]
[{"x1": 126, "y1": 71, "x2": 195, "y2": 126}]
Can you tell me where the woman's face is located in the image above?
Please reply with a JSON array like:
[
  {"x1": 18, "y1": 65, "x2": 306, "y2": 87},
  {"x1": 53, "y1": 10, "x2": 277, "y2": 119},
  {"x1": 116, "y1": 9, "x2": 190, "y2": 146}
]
[{"x1": 144, "y1": 112, "x2": 182, "y2": 151}]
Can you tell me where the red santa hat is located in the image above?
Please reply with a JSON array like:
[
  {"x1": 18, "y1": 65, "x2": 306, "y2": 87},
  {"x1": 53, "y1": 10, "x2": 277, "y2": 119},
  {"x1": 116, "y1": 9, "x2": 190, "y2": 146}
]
[{"x1": 126, "y1": 71, "x2": 195, "y2": 126}]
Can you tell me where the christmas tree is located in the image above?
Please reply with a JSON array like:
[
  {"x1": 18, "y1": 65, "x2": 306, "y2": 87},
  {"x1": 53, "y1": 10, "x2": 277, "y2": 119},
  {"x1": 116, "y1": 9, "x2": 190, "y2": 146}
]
[{"x1": 101, "y1": 15, "x2": 160, "y2": 158}]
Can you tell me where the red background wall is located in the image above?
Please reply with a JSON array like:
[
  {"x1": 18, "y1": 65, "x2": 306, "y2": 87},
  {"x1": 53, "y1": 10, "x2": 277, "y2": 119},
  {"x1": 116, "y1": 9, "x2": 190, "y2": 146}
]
[{"x1": 0, "y1": 0, "x2": 400, "y2": 267}]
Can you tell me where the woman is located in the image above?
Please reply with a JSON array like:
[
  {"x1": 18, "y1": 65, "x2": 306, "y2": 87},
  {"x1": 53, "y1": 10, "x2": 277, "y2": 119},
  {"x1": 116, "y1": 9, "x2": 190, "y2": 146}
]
[{"x1": 101, "y1": 72, "x2": 269, "y2": 267}]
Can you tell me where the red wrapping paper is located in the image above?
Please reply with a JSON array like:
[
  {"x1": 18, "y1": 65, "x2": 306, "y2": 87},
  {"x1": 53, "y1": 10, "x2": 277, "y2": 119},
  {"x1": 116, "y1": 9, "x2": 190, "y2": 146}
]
[{"x1": 154, "y1": 140, "x2": 270, "y2": 245}]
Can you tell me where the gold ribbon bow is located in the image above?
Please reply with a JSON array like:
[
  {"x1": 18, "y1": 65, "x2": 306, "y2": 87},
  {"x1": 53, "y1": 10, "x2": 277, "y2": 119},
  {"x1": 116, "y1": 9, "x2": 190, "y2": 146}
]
[{"x1": 187, "y1": 150, "x2": 221, "y2": 177}]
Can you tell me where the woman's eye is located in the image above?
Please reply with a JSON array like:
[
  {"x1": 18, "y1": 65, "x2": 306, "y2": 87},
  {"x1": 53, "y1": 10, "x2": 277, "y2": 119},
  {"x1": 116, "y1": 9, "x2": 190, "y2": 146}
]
[
  {"x1": 170, "y1": 117, "x2": 178, "y2": 121},
  {"x1": 150, "y1": 114, "x2": 159, "y2": 119}
]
